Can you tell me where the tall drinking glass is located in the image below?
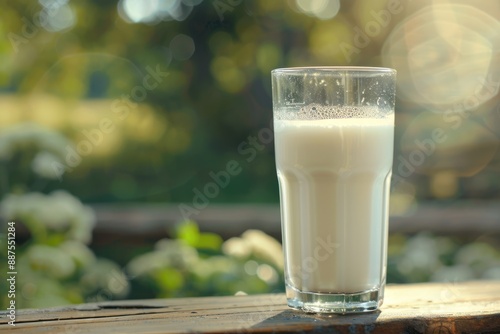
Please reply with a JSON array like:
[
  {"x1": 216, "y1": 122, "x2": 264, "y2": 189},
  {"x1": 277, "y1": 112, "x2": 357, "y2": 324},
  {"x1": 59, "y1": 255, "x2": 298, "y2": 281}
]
[{"x1": 272, "y1": 67, "x2": 396, "y2": 313}]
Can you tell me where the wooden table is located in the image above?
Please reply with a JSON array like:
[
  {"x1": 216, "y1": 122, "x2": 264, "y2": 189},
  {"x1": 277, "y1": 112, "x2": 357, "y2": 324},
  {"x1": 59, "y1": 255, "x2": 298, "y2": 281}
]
[{"x1": 1, "y1": 281, "x2": 499, "y2": 333}]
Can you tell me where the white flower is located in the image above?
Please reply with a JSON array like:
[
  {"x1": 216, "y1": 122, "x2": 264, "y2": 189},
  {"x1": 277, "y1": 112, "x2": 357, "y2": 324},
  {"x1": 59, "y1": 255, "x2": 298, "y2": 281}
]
[
  {"x1": 18, "y1": 276, "x2": 72, "y2": 309},
  {"x1": 0, "y1": 122, "x2": 70, "y2": 160},
  {"x1": 31, "y1": 151, "x2": 65, "y2": 179},
  {"x1": 81, "y1": 259, "x2": 129, "y2": 298},
  {"x1": 222, "y1": 237, "x2": 252, "y2": 259},
  {"x1": 67, "y1": 206, "x2": 95, "y2": 244},
  {"x1": 154, "y1": 239, "x2": 198, "y2": 267},
  {"x1": 0, "y1": 190, "x2": 96, "y2": 243},
  {"x1": 0, "y1": 194, "x2": 23, "y2": 219},
  {"x1": 222, "y1": 230, "x2": 284, "y2": 269},
  {"x1": 241, "y1": 230, "x2": 284, "y2": 269},
  {"x1": 127, "y1": 239, "x2": 199, "y2": 277},
  {"x1": 60, "y1": 240, "x2": 96, "y2": 268},
  {"x1": 191, "y1": 256, "x2": 236, "y2": 279},
  {"x1": 455, "y1": 243, "x2": 497, "y2": 270},
  {"x1": 26, "y1": 244, "x2": 76, "y2": 279},
  {"x1": 127, "y1": 251, "x2": 171, "y2": 277}
]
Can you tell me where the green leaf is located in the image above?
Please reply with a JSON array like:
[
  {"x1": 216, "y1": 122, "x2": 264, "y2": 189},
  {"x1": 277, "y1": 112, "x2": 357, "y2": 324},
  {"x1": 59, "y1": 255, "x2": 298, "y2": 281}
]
[
  {"x1": 197, "y1": 233, "x2": 223, "y2": 251},
  {"x1": 154, "y1": 268, "x2": 184, "y2": 291},
  {"x1": 176, "y1": 220, "x2": 200, "y2": 247}
]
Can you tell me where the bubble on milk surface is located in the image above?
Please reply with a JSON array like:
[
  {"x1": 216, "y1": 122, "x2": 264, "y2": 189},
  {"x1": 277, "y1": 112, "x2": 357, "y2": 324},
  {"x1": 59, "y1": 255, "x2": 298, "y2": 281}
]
[{"x1": 275, "y1": 104, "x2": 389, "y2": 120}]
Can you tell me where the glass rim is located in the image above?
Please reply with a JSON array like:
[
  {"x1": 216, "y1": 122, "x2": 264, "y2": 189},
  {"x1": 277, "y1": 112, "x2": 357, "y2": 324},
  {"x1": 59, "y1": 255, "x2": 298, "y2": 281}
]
[{"x1": 271, "y1": 66, "x2": 396, "y2": 75}]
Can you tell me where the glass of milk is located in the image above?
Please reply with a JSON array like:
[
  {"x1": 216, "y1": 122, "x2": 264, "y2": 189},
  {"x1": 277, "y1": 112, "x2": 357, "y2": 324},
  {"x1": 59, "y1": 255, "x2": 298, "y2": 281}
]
[{"x1": 272, "y1": 67, "x2": 396, "y2": 313}]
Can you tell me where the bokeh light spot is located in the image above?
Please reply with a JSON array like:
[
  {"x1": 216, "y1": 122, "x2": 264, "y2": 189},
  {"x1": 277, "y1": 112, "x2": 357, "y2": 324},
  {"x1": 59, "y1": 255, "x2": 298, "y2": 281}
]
[
  {"x1": 256, "y1": 264, "x2": 278, "y2": 284},
  {"x1": 170, "y1": 34, "x2": 195, "y2": 61},
  {"x1": 430, "y1": 171, "x2": 459, "y2": 199},
  {"x1": 296, "y1": 0, "x2": 340, "y2": 20},
  {"x1": 119, "y1": 0, "x2": 159, "y2": 23},
  {"x1": 382, "y1": 4, "x2": 500, "y2": 111},
  {"x1": 244, "y1": 260, "x2": 259, "y2": 275},
  {"x1": 211, "y1": 57, "x2": 246, "y2": 93},
  {"x1": 118, "y1": 0, "x2": 198, "y2": 23},
  {"x1": 399, "y1": 110, "x2": 498, "y2": 177},
  {"x1": 40, "y1": 3, "x2": 76, "y2": 32}
]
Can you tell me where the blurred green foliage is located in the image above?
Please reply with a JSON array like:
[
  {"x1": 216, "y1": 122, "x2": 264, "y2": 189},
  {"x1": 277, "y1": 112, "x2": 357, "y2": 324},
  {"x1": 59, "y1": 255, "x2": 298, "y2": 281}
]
[
  {"x1": 387, "y1": 233, "x2": 500, "y2": 284},
  {"x1": 0, "y1": 190, "x2": 130, "y2": 309},
  {"x1": 1, "y1": 0, "x2": 286, "y2": 204},
  {"x1": 0, "y1": 123, "x2": 499, "y2": 310},
  {"x1": 0, "y1": 124, "x2": 283, "y2": 308},
  {"x1": 126, "y1": 220, "x2": 284, "y2": 299},
  {"x1": 0, "y1": 0, "x2": 497, "y2": 205},
  {"x1": 0, "y1": 123, "x2": 129, "y2": 309}
]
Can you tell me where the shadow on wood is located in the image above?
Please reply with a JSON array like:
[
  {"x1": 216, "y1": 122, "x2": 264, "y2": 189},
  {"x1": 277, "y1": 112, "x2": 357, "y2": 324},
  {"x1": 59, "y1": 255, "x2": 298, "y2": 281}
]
[{"x1": 252, "y1": 309, "x2": 381, "y2": 333}]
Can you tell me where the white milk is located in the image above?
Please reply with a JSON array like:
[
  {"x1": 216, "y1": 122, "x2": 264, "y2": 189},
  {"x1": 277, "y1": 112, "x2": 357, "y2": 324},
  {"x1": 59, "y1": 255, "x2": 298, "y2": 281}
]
[{"x1": 275, "y1": 113, "x2": 394, "y2": 293}]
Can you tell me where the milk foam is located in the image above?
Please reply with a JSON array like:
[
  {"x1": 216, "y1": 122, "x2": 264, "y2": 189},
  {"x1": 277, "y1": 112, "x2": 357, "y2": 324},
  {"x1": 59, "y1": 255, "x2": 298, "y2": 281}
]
[{"x1": 274, "y1": 105, "x2": 391, "y2": 121}]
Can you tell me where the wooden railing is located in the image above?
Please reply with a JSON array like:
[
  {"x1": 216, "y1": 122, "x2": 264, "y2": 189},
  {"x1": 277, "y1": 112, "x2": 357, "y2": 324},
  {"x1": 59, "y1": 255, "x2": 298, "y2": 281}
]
[{"x1": 91, "y1": 201, "x2": 500, "y2": 240}]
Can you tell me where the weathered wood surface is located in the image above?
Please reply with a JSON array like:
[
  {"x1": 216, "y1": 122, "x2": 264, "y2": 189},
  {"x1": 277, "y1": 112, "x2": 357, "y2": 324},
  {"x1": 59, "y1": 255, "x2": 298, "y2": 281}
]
[{"x1": 1, "y1": 281, "x2": 500, "y2": 333}]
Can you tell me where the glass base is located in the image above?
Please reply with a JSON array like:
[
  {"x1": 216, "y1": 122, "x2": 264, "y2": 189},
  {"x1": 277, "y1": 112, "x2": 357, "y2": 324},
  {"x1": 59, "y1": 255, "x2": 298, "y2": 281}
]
[{"x1": 286, "y1": 284, "x2": 383, "y2": 314}]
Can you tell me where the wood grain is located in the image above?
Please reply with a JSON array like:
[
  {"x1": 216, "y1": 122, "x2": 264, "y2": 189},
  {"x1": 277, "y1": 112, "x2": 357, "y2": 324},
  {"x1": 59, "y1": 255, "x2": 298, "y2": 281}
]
[{"x1": 1, "y1": 281, "x2": 499, "y2": 333}]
